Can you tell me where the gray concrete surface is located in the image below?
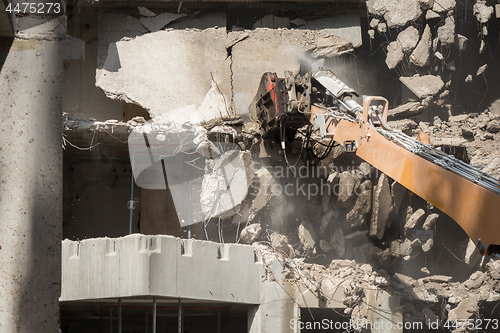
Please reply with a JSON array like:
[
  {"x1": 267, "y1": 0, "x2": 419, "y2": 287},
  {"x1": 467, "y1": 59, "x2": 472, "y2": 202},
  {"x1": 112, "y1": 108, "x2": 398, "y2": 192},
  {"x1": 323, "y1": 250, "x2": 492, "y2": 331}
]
[
  {"x1": 61, "y1": 234, "x2": 264, "y2": 304},
  {"x1": 0, "y1": 26, "x2": 67, "y2": 333}
]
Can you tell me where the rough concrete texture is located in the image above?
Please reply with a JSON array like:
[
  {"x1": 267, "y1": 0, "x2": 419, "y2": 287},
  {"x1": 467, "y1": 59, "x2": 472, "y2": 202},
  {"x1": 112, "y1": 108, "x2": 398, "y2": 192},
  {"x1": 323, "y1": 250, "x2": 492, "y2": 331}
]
[
  {"x1": 388, "y1": 102, "x2": 423, "y2": 119},
  {"x1": 240, "y1": 223, "x2": 262, "y2": 244},
  {"x1": 345, "y1": 180, "x2": 372, "y2": 228},
  {"x1": 396, "y1": 26, "x2": 419, "y2": 53},
  {"x1": 404, "y1": 208, "x2": 426, "y2": 237},
  {"x1": 391, "y1": 181, "x2": 406, "y2": 216},
  {"x1": 0, "y1": 37, "x2": 65, "y2": 331},
  {"x1": 432, "y1": 0, "x2": 455, "y2": 13},
  {"x1": 437, "y1": 16, "x2": 455, "y2": 46},
  {"x1": 410, "y1": 24, "x2": 432, "y2": 67},
  {"x1": 400, "y1": 75, "x2": 444, "y2": 98},
  {"x1": 370, "y1": 173, "x2": 391, "y2": 240},
  {"x1": 297, "y1": 14, "x2": 363, "y2": 48},
  {"x1": 367, "y1": 0, "x2": 422, "y2": 27},
  {"x1": 385, "y1": 41, "x2": 404, "y2": 69},
  {"x1": 473, "y1": 1, "x2": 494, "y2": 23},
  {"x1": 97, "y1": 28, "x2": 231, "y2": 120},
  {"x1": 298, "y1": 218, "x2": 317, "y2": 252},
  {"x1": 425, "y1": 9, "x2": 441, "y2": 19}
]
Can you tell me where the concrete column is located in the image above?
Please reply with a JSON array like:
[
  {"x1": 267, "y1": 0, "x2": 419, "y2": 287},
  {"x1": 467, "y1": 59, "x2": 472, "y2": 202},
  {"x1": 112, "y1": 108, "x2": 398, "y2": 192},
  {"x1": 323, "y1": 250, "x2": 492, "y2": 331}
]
[{"x1": 0, "y1": 13, "x2": 82, "y2": 332}]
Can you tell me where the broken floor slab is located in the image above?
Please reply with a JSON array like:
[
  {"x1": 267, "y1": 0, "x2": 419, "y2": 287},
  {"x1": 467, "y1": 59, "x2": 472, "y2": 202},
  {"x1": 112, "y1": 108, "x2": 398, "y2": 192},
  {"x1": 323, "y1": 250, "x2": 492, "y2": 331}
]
[
  {"x1": 96, "y1": 28, "x2": 231, "y2": 121},
  {"x1": 367, "y1": 0, "x2": 422, "y2": 27}
]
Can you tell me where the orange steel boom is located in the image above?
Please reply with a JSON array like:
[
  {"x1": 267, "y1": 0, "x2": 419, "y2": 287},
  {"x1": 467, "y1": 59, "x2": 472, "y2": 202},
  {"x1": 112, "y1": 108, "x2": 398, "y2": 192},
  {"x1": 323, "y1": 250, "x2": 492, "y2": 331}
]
[{"x1": 252, "y1": 70, "x2": 500, "y2": 256}]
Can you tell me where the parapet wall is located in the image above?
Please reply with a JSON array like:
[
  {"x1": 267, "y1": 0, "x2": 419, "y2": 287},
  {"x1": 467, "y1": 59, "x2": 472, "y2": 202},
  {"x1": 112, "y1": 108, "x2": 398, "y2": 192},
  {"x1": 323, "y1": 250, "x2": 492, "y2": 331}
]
[{"x1": 61, "y1": 234, "x2": 264, "y2": 304}]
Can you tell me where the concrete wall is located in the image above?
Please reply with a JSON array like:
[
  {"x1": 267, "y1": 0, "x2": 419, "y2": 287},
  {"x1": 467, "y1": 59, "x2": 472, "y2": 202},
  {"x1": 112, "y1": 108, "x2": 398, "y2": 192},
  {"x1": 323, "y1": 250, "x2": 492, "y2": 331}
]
[{"x1": 61, "y1": 234, "x2": 264, "y2": 304}]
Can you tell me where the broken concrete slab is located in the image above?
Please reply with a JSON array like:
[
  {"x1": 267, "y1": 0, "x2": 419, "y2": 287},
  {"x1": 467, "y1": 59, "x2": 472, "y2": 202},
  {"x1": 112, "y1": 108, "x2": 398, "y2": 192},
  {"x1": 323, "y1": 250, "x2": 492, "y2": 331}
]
[
  {"x1": 337, "y1": 170, "x2": 361, "y2": 208},
  {"x1": 377, "y1": 22, "x2": 387, "y2": 33},
  {"x1": 391, "y1": 181, "x2": 406, "y2": 217},
  {"x1": 367, "y1": 0, "x2": 423, "y2": 27},
  {"x1": 410, "y1": 24, "x2": 432, "y2": 67},
  {"x1": 240, "y1": 223, "x2": 262, "y2": 244},
  {"x1": 465, "y1": 238, "x2": 481, "y2": 267},
  {"x1": 422, "y1": 213, "x2": 438, "y2": 230},
  {"x1": 432, "y1": 0, "x2": 455, "y2": 13},
  {"x1": 400, "y1": 75, "x2": 444, "y2": 98},
  {"x1": 473, "y1": 1, "x2": 494, "y2": 23},
  {"x1": 448, "y1": 296, "x2": 479, "y2": 321},
  {"x1": 385, "y1": 41, "x2": 404, "y2": 69},
  {"x1": 298, "y1": 217, "x2": 317, "y2": 253},
  {"x1": 370, "y1": 173, "x2": 391, "y2": 240},
  {"x1": 437, "y1": 16, "x2": 455, "y2": 46},
  {"x1": 140, "y1": 12, "x2": 186, "y2": 32},
  {"x1": 345, "y1": 180, "x2": 372, "y2": 229},
  {"x1": 397, "y1": 26, "x2": 419, "y2": 53},
  {"x1": 97, "y1": 28, "x2": 231, "y2": 120},
  {"x1": 98, "y1": 14, "x2": 148, "y2": 68},
  {"x1": 388, "y1": 102, "x2": 423, "y2": 119},
  {"x1": 370, "y1": 18, "x2": 380, "y2": 28},
  {"x1": 404, "y1": 208, "x2": 426, "y2": 237},
  {"x1": 297, "y1": 14, "x2": 363, "y2": 48}
]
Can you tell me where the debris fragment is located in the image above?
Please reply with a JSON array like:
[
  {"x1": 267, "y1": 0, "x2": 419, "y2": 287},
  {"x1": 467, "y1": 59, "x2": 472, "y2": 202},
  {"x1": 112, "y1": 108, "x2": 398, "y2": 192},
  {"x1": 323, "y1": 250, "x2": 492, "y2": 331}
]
[
  {"x1": 396, "y1": 26, "x2": 419, "y2": 53},
  {"x1": 240, "y1": 223, "x2": 262, "y2": 244},
  {"x1": 385, "y1": 41, "x2": 404, "y2": 69},
  {"x1": 437, "y1": 16, "x2": 455, "y2": 46},
  {"x1": 410, "y1": 24, "x2": 432, "y2": 67},
  {"x1": 400, "y1": 75, "x2": 444, "y2": 98},
  {"x1": 473, "y1": 1, "x2": 494, "y2": 23},
  {"x1": 370, "y1": 173, "x2": 391, "y2": 240}
]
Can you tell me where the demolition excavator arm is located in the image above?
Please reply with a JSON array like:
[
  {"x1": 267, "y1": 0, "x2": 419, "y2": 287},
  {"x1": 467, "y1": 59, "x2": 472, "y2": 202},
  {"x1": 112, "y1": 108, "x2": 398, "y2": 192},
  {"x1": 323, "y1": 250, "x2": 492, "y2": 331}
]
[{"x1": 251, "y1": 69, "x2": 500, "y2": 256}]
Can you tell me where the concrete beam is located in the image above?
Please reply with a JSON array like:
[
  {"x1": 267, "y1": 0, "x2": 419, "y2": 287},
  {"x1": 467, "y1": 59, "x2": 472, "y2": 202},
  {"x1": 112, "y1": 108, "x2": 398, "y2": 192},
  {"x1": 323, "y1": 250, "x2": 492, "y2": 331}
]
[{"x1": 61, "y1": 234, "x2": 264, "y2": 304}]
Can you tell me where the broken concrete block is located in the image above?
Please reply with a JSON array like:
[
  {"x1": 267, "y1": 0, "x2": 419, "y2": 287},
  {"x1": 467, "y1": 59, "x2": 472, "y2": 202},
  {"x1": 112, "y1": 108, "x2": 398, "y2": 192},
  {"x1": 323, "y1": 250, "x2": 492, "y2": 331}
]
[
  {"x1": 388, "y1": 102, "x2": 423, "y2": 119},
  {"x1": 345, "y1": 180, "x2": 372, "y2": 228},
  {"x1": 253, "y1": 14, "x2": 290, "y2": 29},
  {"x1": 425, "y1": 9, "x2": 441, "y2": 19},
  {"x1": 320, "y1": 228, "x2": 345, "y2": 256},
  {"x1": 473, "y1": 1, "x2": 494, "y2": 23},
  {"x1": 298, "y1": 218, "x2": 317, "y2": 253},
  {"x1": 400, "y1": 75, "x2": 444, "y2": 98},
  {"x1": 437, "y1": 16, "x2": 455, "y2": 46},
  {"x1": 479, "y1": 39, "x2": 486, "y2": 54},
  {"x1": 270, "y1": 232, "x2": 295, "y2": 257},
  {"x1": 465, "y1": 238, "x2": 481, "y2": 267},
  {"x1": 97, "y1": 29, "x2": 231, "y2": 120},
  {"x1": 368, "y1": 29, "x2": 375, "y2": 39},
  {"x1": 377, "y1": 22, "x2": 387, "y2": 33},
  {"x1": 248, "y1": 167, "x2": 274, "y2": 218},
  {"x1": 140, "y1": 12, "x2": 185, "y2": 32},
  {"x1": 404, "y1": 208, "x2": 426, "y2": 237},
  {"x1": 465, "y1": 271, "x2": 485, "y2": 289},
  {"x1": 410, "y1": 24, "x2": 432, "y2": 67},
  {"x1": 397, "y1": 26, "x2": 420, "y2": 53},
  {"x1": 448, "y1": 296, "x2": 479, "y2": 321},
  {"x1": 421, "y1": 238, "x2": 433, "y2": 252},
  {"x1": 391, "y1": 181, "x2": 406, "y2": 216},
  {"x1": 432, "y1": 0, "x2": 455, "y2": 13},
  {"x1": 422, "y1": 213, "x2": 438, "y2": 230},
  {"x1": 385, "y1": 41, "x2": 404, "y2": 69},
  {"x1": 240, "y1": 223, "x2": 262, "y2": 244},
  {"x1": 337, "y1": 171, "x2": 360, "y2": 207},
  {"x1": 368, "y1": 0, "x2": 423, "y2": 28},
  {"x1": 370, "y1": 173, "x2": 391, "y2": 240}
]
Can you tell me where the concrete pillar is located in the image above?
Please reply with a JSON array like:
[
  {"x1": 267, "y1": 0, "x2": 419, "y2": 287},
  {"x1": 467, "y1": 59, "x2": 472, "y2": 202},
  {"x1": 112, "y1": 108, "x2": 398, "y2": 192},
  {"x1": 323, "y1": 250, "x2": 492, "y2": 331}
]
[{"x1": 0, "y1": 14, "x2": 82, "y2": 332}]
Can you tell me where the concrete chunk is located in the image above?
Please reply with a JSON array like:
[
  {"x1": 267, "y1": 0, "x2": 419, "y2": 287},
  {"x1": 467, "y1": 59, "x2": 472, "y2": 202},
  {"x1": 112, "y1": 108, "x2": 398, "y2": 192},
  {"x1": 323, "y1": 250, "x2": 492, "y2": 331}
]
[
  {"x1": 425, "y1": 9, "x2": 441, "y2": 19},
  {"x1": 422, "y1": 213, "x2": 438, "y2": 230},
  {"x1": 370, "y1": 174, "x2": 392, "y2": 240},
  {"x1": 437, "y1": 16, "x2": 455, "y2": 46},
  {"x1": 388, "y1": 102, "x2": 422, "y2": 119},
  {"x1": 368, "y1": 0, "x2": 423, "y2": 27},
  {"x1": 298, "y1": 218, "x2": 317, "y2": 253},
  {"x1": 404, "y1": 208, "x2": 426, "y2": 237},
  {"x1": 385, "y1": 41, "x2": 404, "y2": 69},
  {"x1": 473, "y1": 1, "x2": 494, "y2": 23},
  {"x1": 410, "y1": 24, "x2": 432, "y2": 67},
  {"x1": 240, "y1": 223, "x2": 262, "y2": 244},
  {"x1": 400, "y1": 75, "x2": 444, "y2": 98},
  {"x1": 397, "y1": 26, "x2": 420, "y2": 53},
  {"x1": 346, "y1": 180, "x2": 372, "y2": 228}
]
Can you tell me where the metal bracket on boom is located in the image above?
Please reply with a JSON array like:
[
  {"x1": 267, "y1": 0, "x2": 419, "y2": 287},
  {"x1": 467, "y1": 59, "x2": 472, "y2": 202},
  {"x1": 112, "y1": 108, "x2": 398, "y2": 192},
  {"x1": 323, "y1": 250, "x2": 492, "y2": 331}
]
[{"x1": 343, "y1": 140, "x2": 357, "y2": 152}]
